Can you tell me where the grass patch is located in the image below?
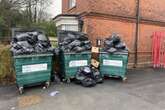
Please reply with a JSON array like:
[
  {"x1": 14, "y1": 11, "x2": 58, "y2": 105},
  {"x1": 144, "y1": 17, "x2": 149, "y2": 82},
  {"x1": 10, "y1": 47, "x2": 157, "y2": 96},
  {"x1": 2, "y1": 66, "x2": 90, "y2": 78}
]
[{"x1": 0, "y1": 44, "x2": 15, "y2": 85}]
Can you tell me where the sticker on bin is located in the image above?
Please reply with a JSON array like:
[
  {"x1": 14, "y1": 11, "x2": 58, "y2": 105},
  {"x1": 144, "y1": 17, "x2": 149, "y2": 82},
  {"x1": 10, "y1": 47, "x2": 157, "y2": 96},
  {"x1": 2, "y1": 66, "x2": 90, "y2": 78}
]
[
  {"x1": 69, "y1": 60, "x2": 88, "y2": 67},
  {"x1": 22, "y1": 64, "x2": 47, "y2": 73},
  {"x1": 103, "y1": 60, "x2": 123, "y2": 67}
]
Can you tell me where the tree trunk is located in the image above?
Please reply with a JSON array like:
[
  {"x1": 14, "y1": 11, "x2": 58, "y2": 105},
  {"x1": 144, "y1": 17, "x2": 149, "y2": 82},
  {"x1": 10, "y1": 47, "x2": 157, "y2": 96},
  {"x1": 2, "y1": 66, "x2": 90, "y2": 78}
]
[
  {"x1": 28, "y1": 0, "x2": 32, "y2": 23},
  {"x1": 34, "y1": 0, "x2": 37, "y2": 23}
]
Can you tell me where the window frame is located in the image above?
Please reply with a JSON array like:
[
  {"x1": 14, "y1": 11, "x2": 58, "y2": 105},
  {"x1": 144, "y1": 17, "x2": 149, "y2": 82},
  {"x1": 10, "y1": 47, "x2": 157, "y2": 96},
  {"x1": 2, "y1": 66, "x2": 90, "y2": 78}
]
[{"x1": 69, "y1": 0, "x2": 76, "y2": 9}]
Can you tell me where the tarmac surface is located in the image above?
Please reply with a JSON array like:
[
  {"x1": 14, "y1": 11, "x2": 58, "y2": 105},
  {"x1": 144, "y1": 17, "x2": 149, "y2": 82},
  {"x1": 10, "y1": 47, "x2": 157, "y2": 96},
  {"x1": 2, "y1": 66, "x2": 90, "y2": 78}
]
[{"x1": 1, "y1": 68, "x2": 165, "y2": 110}]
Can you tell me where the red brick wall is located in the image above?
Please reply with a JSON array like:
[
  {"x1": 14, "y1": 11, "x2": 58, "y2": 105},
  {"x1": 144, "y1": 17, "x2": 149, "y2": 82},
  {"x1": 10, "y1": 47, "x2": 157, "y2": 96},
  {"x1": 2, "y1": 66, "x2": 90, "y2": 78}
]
[
  {"x1": 90, "y1": 0, "x2": 136, "y2": 17},
  {"x1": 62, "y1": 0, "x2": 136, "y2": 17},
  {"x1": 62, "y1": 0, "x2": 90, "y2": 14},
  {"x1": 89, "y1": 0, "x2": 165, "y2": 21},
  {"x1": 82, "y1": 16, "x2": 165, "y2": 67},
  {"x1": 63, "y1": 0, "x2": 165, "y2": 22},
  {"x1": 141, "y1": 0, "x2": 165, "y2": 22},
  {"x1": 62, "y1": 0, "x2": 165, "y2": 67},
  {"x1": 137, "y1": 24, "x2": 165, "y2": 66},
  {"x1": 83, "y1": 16, "x2": 135, "y2": 49},
  {"x1": 62, "y1": 0, "x2": 68, "y2": 13},
  {"x1": 82, "y1": 16, "x2": 136, "y2": 66}
]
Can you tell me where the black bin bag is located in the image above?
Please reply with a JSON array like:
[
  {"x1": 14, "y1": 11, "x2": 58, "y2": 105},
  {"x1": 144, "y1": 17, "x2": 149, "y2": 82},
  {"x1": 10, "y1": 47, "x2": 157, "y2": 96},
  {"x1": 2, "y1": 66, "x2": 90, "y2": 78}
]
[
  {"x1": 75, "y1": 66, "x2": 103, "y2": 87},
  {"x1": 57, "y1": 30, "x2": 92, "y2": 53},
  {"x1": 11, "y1": 29, "x2": 53, "y2": 55},
  {"x1": 103, "y1": 33, "x2": 128, "y2": 54}
]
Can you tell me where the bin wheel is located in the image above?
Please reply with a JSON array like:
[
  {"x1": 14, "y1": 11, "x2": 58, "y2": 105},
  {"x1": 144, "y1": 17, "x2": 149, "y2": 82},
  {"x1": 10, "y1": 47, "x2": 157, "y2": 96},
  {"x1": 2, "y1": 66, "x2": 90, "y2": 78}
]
[
  {"x1": 19, "y1": 87, "x2": 24, "y2": 94},
  {"x1": 43, "y1": 81, "x2": 50, "y2": 89},
  {"x1": 62, "y1": 79, "x2": 66, "y2": 82},
  {"x1": 66, "y1": 78, "x2": 71, "y2": 83},
  {"x1": 122, "y1": 77, "x2": 127, "y2": 82},
  {"x1": 45, "y1": 81, "x2": 50, "y2": 88}
]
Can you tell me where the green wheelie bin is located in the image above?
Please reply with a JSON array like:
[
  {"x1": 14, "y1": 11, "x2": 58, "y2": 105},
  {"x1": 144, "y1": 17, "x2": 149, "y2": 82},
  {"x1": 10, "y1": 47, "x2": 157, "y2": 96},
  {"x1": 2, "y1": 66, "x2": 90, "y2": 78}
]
[
  {"x1": 60, "y1": 51, "x2": 91, "y2": 83},
  {"x1": 99, "y1": 51, "x2": 128, "y2": 82},
  {"x1": 13, "y1": 54, "x2": 53, "y2": 94}
]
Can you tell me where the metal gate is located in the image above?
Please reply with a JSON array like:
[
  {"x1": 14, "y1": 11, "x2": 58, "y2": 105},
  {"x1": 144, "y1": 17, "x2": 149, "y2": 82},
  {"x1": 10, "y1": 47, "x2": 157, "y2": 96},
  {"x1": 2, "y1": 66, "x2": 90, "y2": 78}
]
[{"x1": 152, "y1": 32, "x2": 165, "y2": 68}]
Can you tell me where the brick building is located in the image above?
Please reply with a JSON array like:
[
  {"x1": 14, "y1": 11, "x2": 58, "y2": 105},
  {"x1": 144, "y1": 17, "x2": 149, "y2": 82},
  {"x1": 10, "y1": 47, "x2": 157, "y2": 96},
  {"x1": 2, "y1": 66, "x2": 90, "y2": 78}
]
[{"x1": 56, "y1": 0, "x2": 165, "y2": 68}]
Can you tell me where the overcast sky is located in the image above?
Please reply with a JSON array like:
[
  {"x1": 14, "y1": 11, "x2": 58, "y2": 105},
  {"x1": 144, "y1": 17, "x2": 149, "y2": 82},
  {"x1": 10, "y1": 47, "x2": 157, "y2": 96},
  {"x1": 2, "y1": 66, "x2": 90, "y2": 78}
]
[{"x1": 47, "y1": 0, "x2": 62, "y2": 18}]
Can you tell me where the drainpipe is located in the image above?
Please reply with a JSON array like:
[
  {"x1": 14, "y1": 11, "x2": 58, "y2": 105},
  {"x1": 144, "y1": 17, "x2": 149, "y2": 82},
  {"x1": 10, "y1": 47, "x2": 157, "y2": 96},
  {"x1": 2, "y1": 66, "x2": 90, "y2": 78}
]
[
  {"x1": 134, "y1": 0, "x2": 140, "y2": 68},
  {"x1": 78, "y1": 16, "x2": 84, "y2": 32}
]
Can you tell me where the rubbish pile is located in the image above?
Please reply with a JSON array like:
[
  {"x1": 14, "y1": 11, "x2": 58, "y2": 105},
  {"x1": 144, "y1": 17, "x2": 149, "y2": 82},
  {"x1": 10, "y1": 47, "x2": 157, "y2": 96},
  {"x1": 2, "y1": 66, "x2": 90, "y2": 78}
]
[
  {"x1": 103, "y1": 33, "x2": 128, "y2": 54},
  {"x1": 11, "y1": 31, "x2": 53, "y2": 55},
  {"x1": 58, "y1": 31, "x2": 92, "y2": 53},
  {"x1": 75, "y1": 66, "x2": 103, "y2": 87}
]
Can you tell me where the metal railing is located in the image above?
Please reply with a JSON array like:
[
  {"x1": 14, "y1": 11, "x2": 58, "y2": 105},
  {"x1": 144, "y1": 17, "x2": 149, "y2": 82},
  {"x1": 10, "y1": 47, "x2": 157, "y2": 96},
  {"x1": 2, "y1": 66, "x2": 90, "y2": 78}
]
[{"x1": 0, "y1": 37, "x2": 11, "y2": 44}]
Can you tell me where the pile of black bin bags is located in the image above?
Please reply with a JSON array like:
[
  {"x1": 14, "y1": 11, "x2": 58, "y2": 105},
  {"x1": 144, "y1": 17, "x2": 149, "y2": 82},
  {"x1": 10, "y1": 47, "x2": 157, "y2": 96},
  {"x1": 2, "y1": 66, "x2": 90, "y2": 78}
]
[
  {"x1": 59, "y1": 31, "x2": 92, "y2": 53},
  {"x1": 75, "y1": 66, "x2": 103, "y2": 87},
  {"x1": 11, "y1": 31, "x2": 55, "y2": 55},
  {"x1": 103, "y1": 33, "x2": 128, "y2": 54}
]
